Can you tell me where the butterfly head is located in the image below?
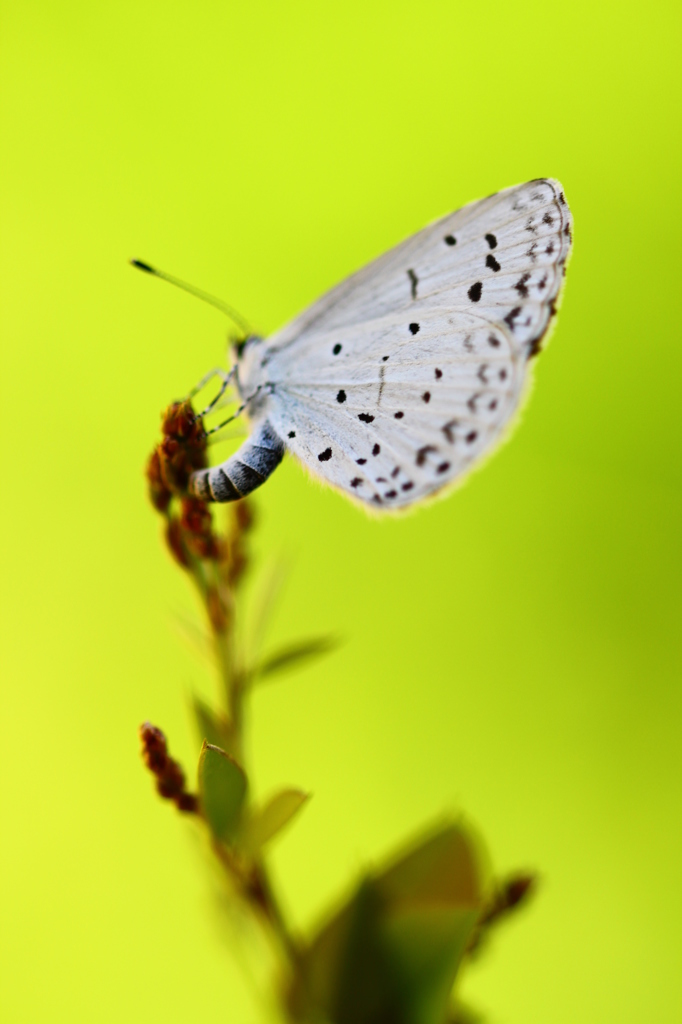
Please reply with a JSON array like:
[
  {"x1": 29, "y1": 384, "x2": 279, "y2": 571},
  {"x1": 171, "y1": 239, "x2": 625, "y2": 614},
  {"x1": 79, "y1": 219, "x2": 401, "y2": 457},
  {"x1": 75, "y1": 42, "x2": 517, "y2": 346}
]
[
  {"x1": 232, "y1": 333, "x2": 263, "y2": 361},
  {"x1": 232, "y1": 334, "x2": 269, "y2": 395}
]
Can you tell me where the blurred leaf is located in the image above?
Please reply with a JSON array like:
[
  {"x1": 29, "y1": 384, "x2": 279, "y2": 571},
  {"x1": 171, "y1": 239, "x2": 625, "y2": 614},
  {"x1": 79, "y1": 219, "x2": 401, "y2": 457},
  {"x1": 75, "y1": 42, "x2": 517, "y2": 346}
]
[
  {"x1": 173, "y1": 611, "x2": 213, "y2": 665},
  {"x1": 249, "y1": 557, "x2": 290, "y2": 658},
  {"x1": 445, "y1": 1004, "x2": 484, "y2": 1024},
  {"x1": 191, "y1": 694, "x2": 239, "y2": 756},
  {"x1": 378, "y1": 822, "x2": 484, "y2": 907},
  {"x1": 197, "y1": 741, "x2": 247, "y2": 842},
  {"x1": 288, "y1": 821, "x2": 487, "y2": 1024},
  {"x1": 253, "y1": 635, "x2": 339, "y2": 683},
  {"x1": 240, "y1": 788, "x2": 310, "y2": 855},
  {"x1": 379, "y1": 905, "x2": 479, "y2": 1024}
]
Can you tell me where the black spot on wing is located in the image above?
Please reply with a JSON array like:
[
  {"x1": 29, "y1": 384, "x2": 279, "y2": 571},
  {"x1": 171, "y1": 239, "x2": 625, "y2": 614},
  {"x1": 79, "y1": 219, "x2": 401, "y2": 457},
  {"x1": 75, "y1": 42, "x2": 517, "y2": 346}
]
[
  {"x1": 332, "y1": 343, "x2": 342, "y2": 355},
  {"x1": 318, "y1": 448, "x2": 332, "y2": 462},
  {"x1": 358, "y1": 413, "x2": 374, "y2": 423},
  {"x1": 416, "y1": 445, "x2": 438, "y2": 467},
  {"x1": 444, "y1": 234, "x2": 457, "y2": 246},
  {"x1": 336, "y1": 389, "x2": 346, "y2": 403},
  {"x1": 485, "y1": 233, "x2": 498, "y2": 249},
  {"x1": 409, "y1": 322, "x2": 420, "y2": 335},
  {"x1": 372, "y1": 443, "x2": 381, "y2": 456},
  {"x1": 394, "y1": 411, "x2": 404, "y2": 419},
  {"x1": 442, "y1": 420, "x2": 458, "y2": 443},
  {"x1": 504, "y1": 306, "x2": 522, "y2": 331},
  {"x1": 356, "y1": 458, "x2": 367, "y2": 465},
  {"x1": 468, "y1": 282, "x2": 482, "y2": 302},
  {"x1": 402, "y1": 482, "x2": 414, "y2": 492},
  {"x1": 407, "y1": 268, "x2": 418, "y2": 300},
  {"x1": 422, "y1": 391, "x2": 431, "y2": 403},
  {"x1": 486, "y1": 254, "x2": 501, "y2": 272},
  {"x1": 515, "y1": 274, "x2": 531, "y2": 298},
  {"x1": 437, "y1": 462, "x2": 450, "y2": 474},
  {"x1": 434, "y1": 368, "x2": 442, "y2": 379},
  {"x1": 288, "y1": 431, "x2": 296, "y2": 438},
  {"x1": 350, "y1": 477, "x2": 362, "y2": 488}
]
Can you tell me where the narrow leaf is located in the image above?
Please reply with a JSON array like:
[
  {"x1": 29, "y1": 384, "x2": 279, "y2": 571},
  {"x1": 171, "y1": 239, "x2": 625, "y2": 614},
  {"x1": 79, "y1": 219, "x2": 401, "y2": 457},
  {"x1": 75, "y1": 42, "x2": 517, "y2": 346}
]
[
  {"x1": 254, "y1": 636, "x2": 338, "y2": 682},
  {"x1": 250, "y1": 557, "x2": 290, "y2": 658},
  {"x1": 197, "y1": 741, "x2": 247, "y2": 842},
  {"x1": 241, "y1": 789, "x2": 310, "y2": 854}
]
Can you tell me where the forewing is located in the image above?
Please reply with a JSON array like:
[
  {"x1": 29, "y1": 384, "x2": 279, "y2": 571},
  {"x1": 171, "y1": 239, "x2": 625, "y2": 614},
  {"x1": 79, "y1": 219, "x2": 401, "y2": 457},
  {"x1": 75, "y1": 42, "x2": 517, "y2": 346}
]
[{"x1": 262, "y1": 179, "x2": 572, "y2": 510}]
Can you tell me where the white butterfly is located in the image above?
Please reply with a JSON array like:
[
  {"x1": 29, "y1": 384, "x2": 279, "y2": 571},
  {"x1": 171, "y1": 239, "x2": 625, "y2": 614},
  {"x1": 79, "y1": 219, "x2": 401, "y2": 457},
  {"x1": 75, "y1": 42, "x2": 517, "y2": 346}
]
[{"x1": 190, "y1": 179, "x2": 572, "y2": 511}]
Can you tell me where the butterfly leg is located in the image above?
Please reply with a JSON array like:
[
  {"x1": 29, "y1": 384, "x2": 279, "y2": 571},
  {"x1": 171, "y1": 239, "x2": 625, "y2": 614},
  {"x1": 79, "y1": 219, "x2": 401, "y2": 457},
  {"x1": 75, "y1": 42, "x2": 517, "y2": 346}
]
[
  {"x1": 192, "y1": 369, "x2": 240, "y2": 421},
  {"x1": 186, "y1": 366, "x2": 235, "y2": 406},
  {"x1": 203, "y1": 385, "x2": 264, "y2": 436}
]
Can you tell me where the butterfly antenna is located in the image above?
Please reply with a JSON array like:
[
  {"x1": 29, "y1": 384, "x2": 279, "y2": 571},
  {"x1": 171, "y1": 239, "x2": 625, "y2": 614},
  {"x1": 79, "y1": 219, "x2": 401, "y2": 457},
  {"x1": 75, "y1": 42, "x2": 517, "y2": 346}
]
[{"x1": 130, "y1": 259, "x2": 252, "y2": 338}]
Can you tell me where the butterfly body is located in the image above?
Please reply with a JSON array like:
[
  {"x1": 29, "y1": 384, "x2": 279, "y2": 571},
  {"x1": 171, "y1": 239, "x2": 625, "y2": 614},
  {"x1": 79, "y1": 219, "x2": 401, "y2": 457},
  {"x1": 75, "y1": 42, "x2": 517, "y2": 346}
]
[{"x1": 189, "y1": 179, "x2": 572, "y2": 510}]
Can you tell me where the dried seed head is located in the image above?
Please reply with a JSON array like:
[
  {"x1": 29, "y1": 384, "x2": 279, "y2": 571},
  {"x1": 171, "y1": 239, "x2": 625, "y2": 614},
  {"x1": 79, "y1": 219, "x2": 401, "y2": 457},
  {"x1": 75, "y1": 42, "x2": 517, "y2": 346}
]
[
  {"x1": 206, "y1": 584, "x2": 229, "y2": 633},
  {"x1": 165, "y1": 517, "x2": 191, "y2": 568},
  {"x1": 151, "y1": 400, "x2": 208, "y2": 498},
  {"x1": 139, "y1": 721, "x2": 198, "y2": 813},
  {"x1": 180, "y1": 497, "x2": 219, "y2": 560},
  {"x1": 146, "y1": 449, "x2": 172, "y2": 512}
]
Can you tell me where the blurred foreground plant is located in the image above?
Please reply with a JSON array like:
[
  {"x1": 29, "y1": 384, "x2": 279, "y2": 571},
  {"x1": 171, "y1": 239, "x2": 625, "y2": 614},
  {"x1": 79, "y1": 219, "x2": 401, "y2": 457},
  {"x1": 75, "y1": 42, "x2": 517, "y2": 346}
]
[{"x1": 141, "y1": 398, "x2": 535, "y2": 1024}]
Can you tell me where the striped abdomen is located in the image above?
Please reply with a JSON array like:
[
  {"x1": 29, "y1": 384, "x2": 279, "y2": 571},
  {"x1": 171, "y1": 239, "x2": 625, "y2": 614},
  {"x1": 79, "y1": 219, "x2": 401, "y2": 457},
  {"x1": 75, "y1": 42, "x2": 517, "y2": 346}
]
[{"x1": 190, "y1": 419, "x2": 285, "y2": 503}]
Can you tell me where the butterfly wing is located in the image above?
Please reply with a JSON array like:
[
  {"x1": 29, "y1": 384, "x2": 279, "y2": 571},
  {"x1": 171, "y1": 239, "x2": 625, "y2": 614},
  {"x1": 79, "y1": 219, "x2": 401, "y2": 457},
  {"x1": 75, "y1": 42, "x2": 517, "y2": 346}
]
[{"x1": 257, "y1": 179, "x2": 572, "y2": 510}]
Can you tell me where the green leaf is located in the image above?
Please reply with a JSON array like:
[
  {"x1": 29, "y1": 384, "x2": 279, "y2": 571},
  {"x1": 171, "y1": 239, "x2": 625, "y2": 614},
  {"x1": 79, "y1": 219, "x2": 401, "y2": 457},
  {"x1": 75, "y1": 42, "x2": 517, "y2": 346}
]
[
  {"x1": 378, "y1": 821, "x2": 484, "y2": 907},
  {"x1": 379, "y1": 904, "x2": 480, "y2": 1024},
  {"x1": 254, "y1": 635, "x2": 338, "y2": 682},
  {"x1": 197, "y1": 741, "x2": 247, "y2": 842},
  {"x1": 287, "y1": 820, "x2": 487, "y2": 1024},
  {"x1": 240, "y1": 788, "x2": 310, "y2": 854}
]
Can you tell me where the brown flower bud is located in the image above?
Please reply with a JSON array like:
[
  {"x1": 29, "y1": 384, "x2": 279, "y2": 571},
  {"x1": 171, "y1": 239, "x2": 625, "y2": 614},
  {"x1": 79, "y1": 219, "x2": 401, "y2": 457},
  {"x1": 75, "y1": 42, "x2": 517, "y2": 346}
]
[
  {"x1": 180, "y1": 497, "x2": 219, "y2": 560},
  {"x1": 165, "y1": 517, "x2": 191, "y2": 568},
  {"x1": 207, "y1": 585, "x2": 229, "y2": 633},
  {"x1": 146, "y1": 449, "x2": 172, "y2": 512},
  {"x1": 139, "y1": 722, "x2": 198, "y2": 814}
]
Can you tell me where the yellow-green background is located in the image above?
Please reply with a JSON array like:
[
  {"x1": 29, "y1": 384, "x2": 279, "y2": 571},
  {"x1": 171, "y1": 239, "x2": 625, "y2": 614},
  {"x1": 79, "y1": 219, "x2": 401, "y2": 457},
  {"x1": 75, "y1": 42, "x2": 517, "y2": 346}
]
[{"x1": 1, "y1": 1, "x2": 680, "y2": 1021}]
